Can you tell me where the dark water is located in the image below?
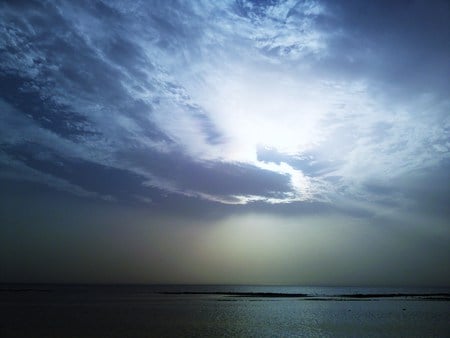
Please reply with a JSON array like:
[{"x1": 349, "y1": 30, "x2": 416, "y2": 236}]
[{"x1": 1, "y1": 284, "x2": 449, "y2": 337}]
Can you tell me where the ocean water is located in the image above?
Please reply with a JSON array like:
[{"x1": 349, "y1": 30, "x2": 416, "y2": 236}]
[{"x1": 1, "y1": 284, "x2": 449, "y2": 337}]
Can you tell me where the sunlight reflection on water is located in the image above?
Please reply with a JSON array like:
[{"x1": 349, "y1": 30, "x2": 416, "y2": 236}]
[{"x1": 1, "y1": 285, "x2": 449, "y2": 337}]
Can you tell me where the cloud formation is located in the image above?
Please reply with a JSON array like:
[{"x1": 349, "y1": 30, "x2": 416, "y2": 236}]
[{"x1": 0, "y1": 0, "x2": 449, "y2": 211}]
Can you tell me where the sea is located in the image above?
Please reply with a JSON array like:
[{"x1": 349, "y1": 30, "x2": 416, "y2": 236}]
[{"x1": 1, "y1": 284, "x2": 449, "y2": 337}]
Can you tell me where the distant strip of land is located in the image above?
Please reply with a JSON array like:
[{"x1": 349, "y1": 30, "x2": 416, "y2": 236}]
[
  {"x1": 1, "y1": 288, "x2": 448, "y2": 301},
  {"x1": 335, "y1": 293, "x2": 450, "y2": 299},
  {"x1": 158, "y1": 291, "x2": 450, "y2": 300},
  {"x1": 0, "y1": 288, "x2": 51, "y2": 293},
  {"x1": 159, "y1": 292, "x2": 308, "y2": 298}
]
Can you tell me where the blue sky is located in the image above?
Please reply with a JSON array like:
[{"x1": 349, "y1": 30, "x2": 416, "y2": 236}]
[{"x1": 0, "y1": 0, "x2": 449, "y2": 285}]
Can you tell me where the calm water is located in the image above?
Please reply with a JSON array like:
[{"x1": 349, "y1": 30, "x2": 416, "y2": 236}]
[{"x1": 1, "y1": 284, "x2": 449, "y2": 337}]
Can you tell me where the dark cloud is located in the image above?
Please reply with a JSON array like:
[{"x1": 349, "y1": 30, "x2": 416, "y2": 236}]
[
  {"x1": 2, "y1": 142, "x2": 154, "y2": 201},
  {"x1": 0, "y1": 74, "x2": 95, "y2": 139},
  {"x1": 395, "y1": 162, "x2": 450, "y2": 218},
  {"x1": 122, "y1": 148, "x2": 293, "y2": 198},
  {"x1": 314, "y1": 0, "x2": 450, "y2": 98}
]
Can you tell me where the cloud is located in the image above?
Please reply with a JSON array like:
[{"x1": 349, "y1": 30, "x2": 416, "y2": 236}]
[{"x1": 0, "y1": 0, "x2": 448, "y2": 212}]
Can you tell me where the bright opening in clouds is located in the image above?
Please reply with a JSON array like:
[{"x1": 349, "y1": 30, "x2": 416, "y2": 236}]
[{"x1": 0, "y1": 0, "x2": 449, "y2": 285}]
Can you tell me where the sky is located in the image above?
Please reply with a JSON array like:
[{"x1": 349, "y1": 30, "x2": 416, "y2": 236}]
[{"x1": 0, "y1": 0, "x2": 449, "y2": 286}]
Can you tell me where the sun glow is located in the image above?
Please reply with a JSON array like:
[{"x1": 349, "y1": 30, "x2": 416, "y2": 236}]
[
  {"x1": 195, "y1": 66, "x2": 335, "y2": 163},
  {"x1": 180, "y1": 65, "x2": 345, "y2": 202}
]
